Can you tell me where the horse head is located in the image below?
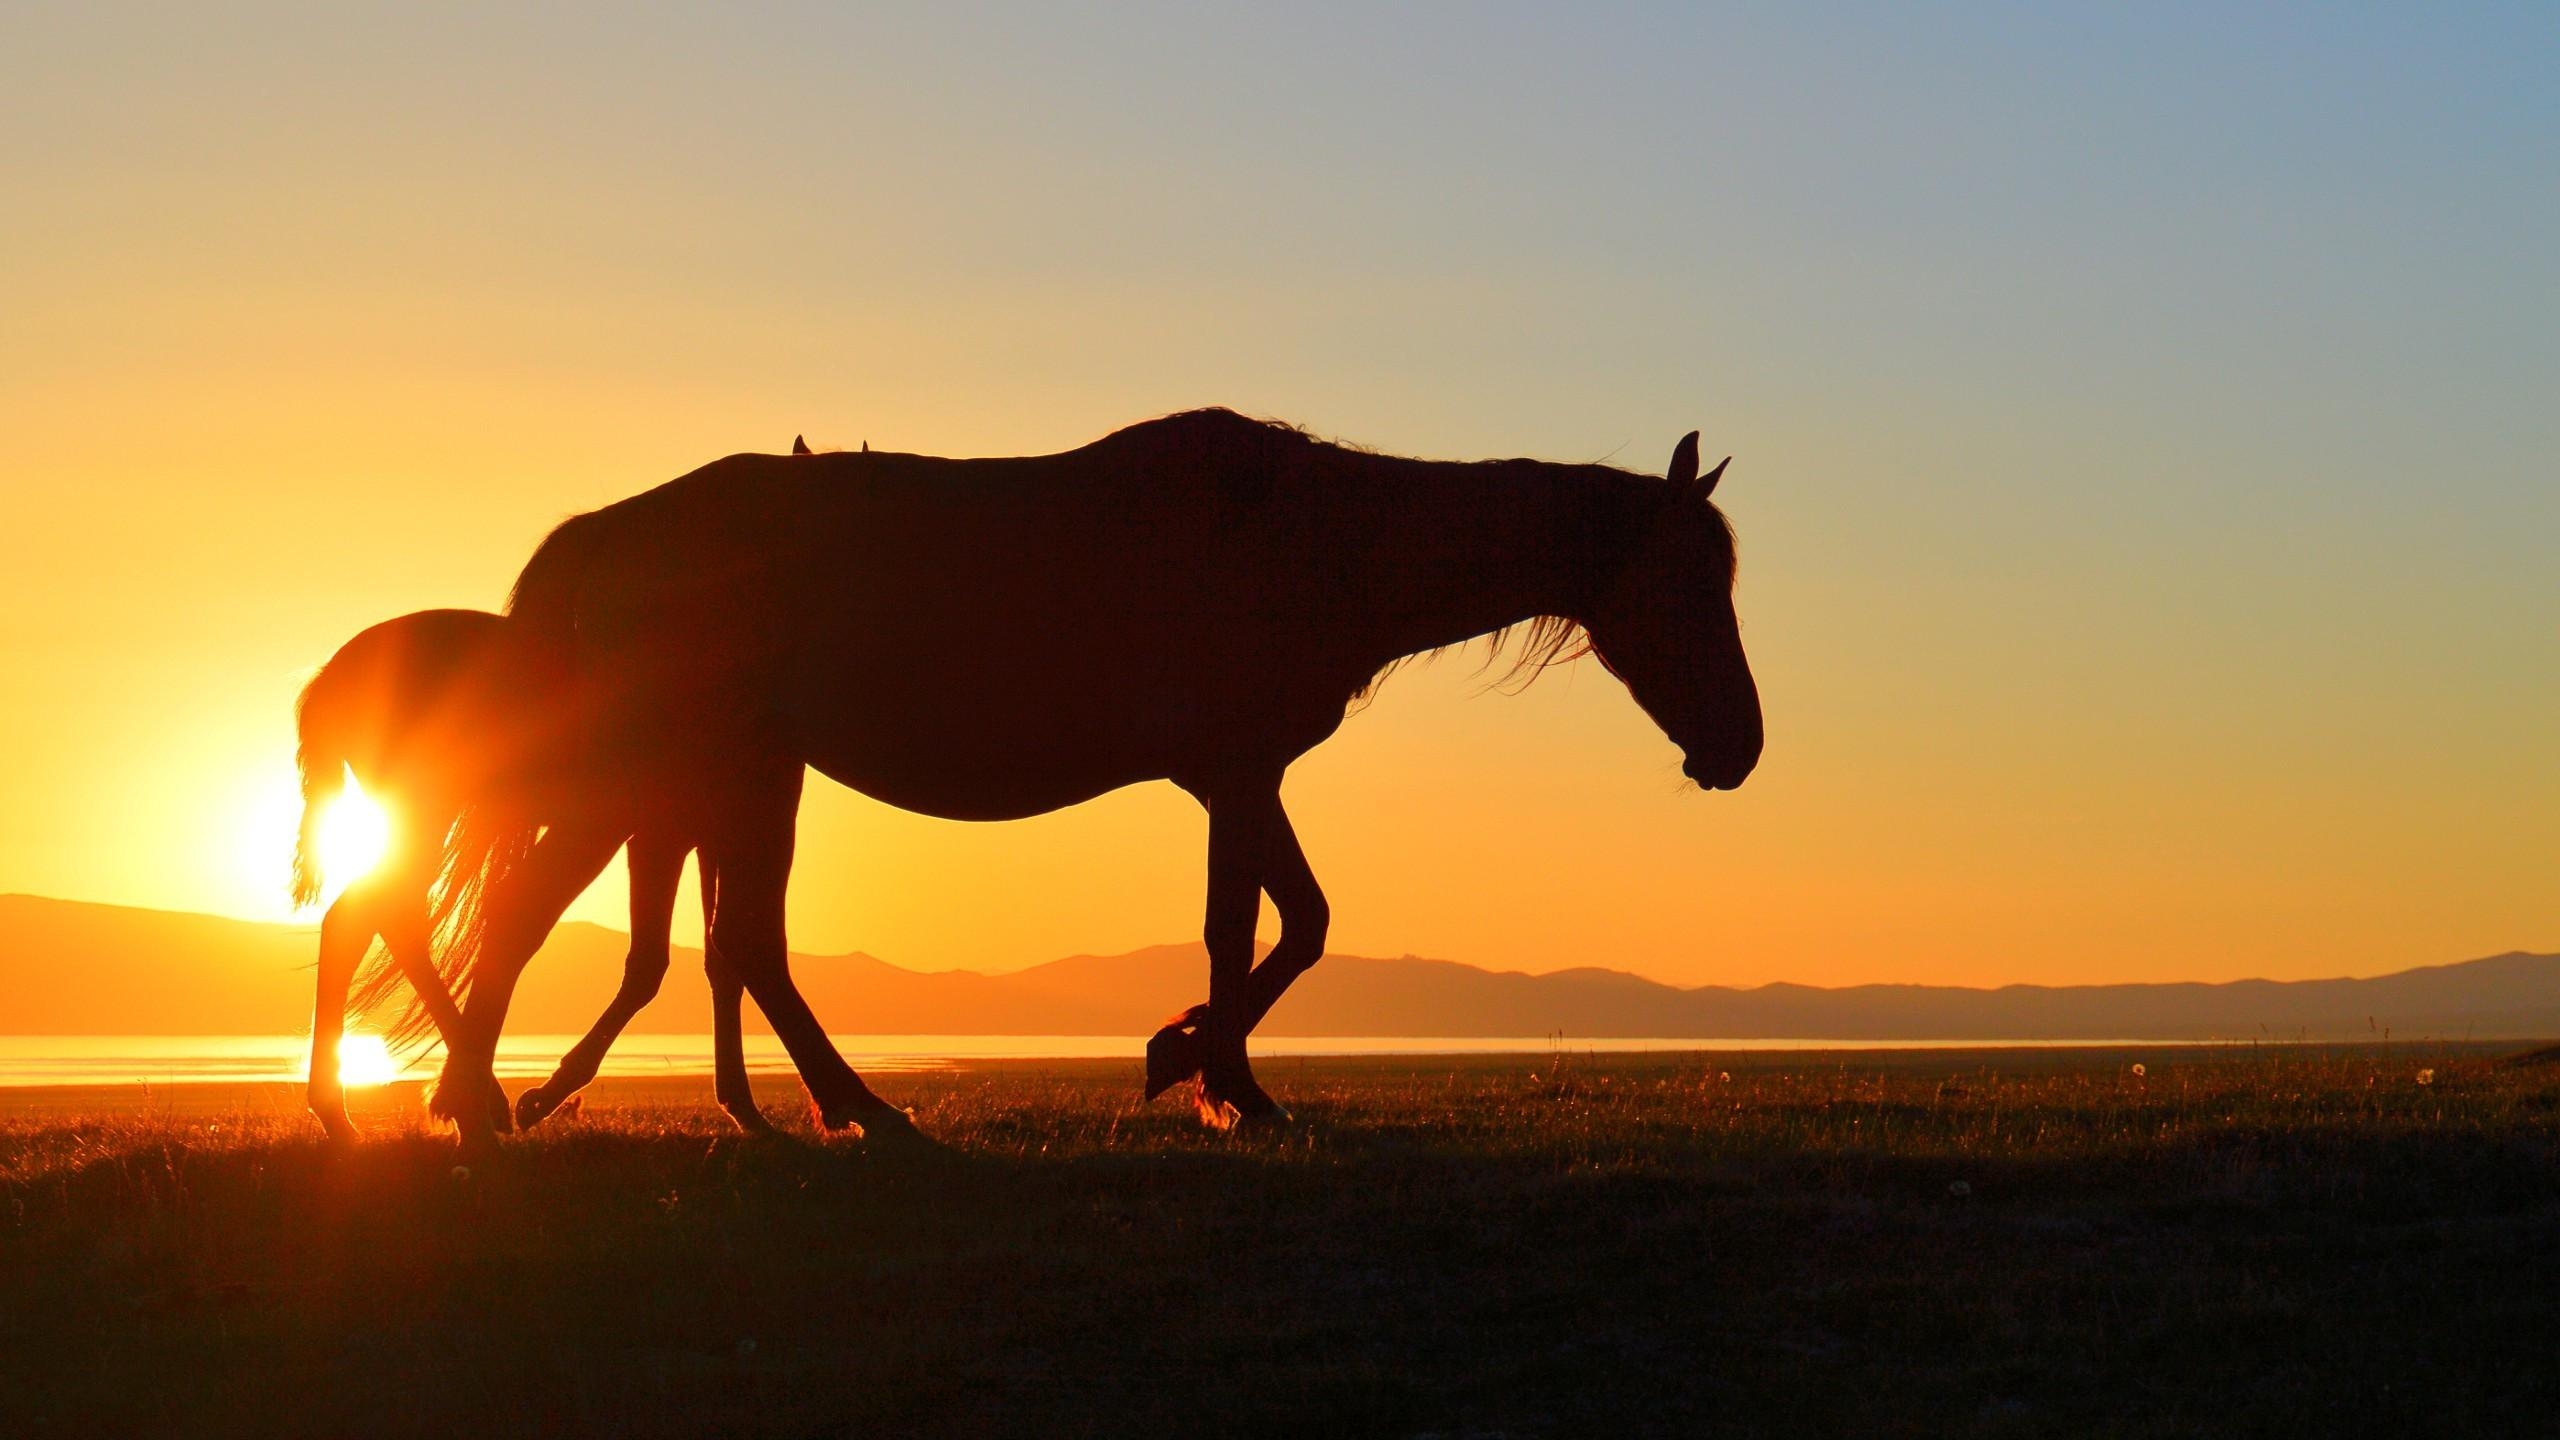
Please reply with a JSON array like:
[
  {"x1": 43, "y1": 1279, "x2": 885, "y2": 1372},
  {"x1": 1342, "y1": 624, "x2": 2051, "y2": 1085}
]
[{"x1": 1583, "y1": 433, "x2": 1763, "y2": 791}]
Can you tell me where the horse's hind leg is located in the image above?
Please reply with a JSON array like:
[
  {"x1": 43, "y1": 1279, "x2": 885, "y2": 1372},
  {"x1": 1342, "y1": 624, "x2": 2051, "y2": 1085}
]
[
  {"x1": 516, "y1": 834, "x2": 684, "y2": 1129},
  {"x1": 373, "y1": 851, "x2": 465, "y2": 1050},
  {"x1": 374, "y1": 859, "x2": 506, "y2": 1123},
  {"x1": 698, "y1": 857, "x2": 774, "y2": 1133},
  {"x1": 707, "y1": 769, "x2": 918, "y2": 1144},
  {"x1": 386, "y1": 917, "x2": 465, "y2": 1043},
  {"x1": 307, "y1": 885, "x2": 378, "y2": 1142},
  {"x1": 707, "y1": 952, "x2": 772, "y2": 1132},
  {"x1": 434, "y1": 819, "x2": 628, "y2": 1146}
]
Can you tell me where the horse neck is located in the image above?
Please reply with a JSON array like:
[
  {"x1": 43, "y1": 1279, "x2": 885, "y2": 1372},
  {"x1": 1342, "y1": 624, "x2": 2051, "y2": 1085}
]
[{"x1": 1335, "y1": 456, "x2": 1647, "y2": 666}]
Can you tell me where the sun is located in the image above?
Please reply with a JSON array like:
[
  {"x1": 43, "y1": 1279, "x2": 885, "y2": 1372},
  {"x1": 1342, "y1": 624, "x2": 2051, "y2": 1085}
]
[
  {"x1": 335, "y1": 1033, "x2": 403, "y2": 1088},
  {"x1": 315, "y1": 774, "x2": 391, "y2": 893}
]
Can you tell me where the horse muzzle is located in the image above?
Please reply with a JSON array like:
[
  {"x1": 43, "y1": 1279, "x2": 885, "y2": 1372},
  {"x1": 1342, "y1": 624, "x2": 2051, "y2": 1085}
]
[{"x1": 1683, "y1": 752, "x2": 1758, "y2": 792}]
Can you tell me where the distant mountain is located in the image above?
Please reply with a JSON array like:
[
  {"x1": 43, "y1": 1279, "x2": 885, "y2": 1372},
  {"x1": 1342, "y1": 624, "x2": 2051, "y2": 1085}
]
[{"x1": 3, "y1": 893, "x2": 2555, "y2": 1041}]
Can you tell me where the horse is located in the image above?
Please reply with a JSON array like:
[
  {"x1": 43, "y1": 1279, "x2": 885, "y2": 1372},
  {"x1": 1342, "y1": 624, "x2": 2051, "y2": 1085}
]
[
  {"x1": 291, "y1": 609, "x2": 780, "y2": 1139},
  {"x1": 427, "y1": 409, "x2": 1762, "y2": 1144}
]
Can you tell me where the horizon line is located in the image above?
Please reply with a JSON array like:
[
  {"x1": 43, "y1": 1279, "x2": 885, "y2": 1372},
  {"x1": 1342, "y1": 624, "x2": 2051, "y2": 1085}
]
[{"x1": 5, "y1": 890, "x2": 2548, "y2": 999}]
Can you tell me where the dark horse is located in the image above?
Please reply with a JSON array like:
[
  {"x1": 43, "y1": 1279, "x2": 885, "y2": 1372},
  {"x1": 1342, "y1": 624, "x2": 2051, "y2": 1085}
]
[
  {"x1": 430, "y1": 410, "x2": 1761, "y2": 1142},
  {"x1": 291, "y1": 609, "x2": 780, "y2": 1138}
]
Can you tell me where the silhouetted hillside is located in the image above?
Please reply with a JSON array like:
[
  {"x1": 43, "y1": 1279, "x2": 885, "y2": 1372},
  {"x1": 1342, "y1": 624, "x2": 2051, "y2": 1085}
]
[{"x1": 3, "y1": 894, "x2": 2554, "y2": 1040}]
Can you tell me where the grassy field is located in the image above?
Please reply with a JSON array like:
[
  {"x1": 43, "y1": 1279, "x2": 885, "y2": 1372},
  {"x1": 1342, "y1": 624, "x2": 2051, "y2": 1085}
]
[{"x1": 4, "y1": 1044, "x2": 2557, "y2": 1438}]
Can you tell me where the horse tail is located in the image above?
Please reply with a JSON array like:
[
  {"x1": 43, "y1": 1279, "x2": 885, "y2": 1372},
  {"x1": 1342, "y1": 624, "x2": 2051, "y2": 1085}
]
[
  {"x1": 289, "y1": 667, "x2": 348, "y2": 910},
  {"x1": 422, "y1": 511, "x2": 605, "y2": 1015},
  {"x1": 417, "y1": 801, "x2": 535, "y2": 1025},
  {"x1": 293, "y1": 638, "x2": 441, "y2": 1048}
]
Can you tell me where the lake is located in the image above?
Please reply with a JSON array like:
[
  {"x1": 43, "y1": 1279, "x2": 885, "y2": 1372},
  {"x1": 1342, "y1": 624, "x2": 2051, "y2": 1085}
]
[{"x1": 0, "y1": 1032, "x2": 2193, "y2": 1087}]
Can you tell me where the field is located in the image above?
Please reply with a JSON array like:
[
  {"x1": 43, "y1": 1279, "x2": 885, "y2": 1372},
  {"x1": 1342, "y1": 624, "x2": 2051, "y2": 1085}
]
[{"x1": 4, "y1": 1045, "x2": 2557, "y2": 1438}]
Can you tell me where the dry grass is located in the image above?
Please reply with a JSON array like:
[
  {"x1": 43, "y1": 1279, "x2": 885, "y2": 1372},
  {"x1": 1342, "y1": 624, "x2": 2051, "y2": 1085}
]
[{"x1": 3, "y1": 1044, "x2": 2557, "y2": 1438}]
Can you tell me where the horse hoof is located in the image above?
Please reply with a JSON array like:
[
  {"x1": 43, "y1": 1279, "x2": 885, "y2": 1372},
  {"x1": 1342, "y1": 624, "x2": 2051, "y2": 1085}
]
[
  {"x1": 1234, "y1": 1090, "x2": 1294, "y2": 1126},
  {"x1": 433, "y1": 1070, "x2": 515, "y2": 1143},
  {"x1": 450, "y1": 1112, "x2": 504, "y2": 1155},
  {"x1": 856, "y1": 1105, "x2": 936, "y2": 1152},
  {"x1": 310, "y1": 1087, "x2": 356, "y2": 1144},
  {"x1": 1196, "y1": 1098, "x2": 1293, "y2": 1131},
  {"x1": 1145, "y1": 1010, "x2": 1211, "y2": 1100},
  {"x1": 1195, "y1": 1076, "x2": 1290, "y2": 1132},
  {"x1": 514, "y1": 1088, "x2": 559, "y2": 1130}
]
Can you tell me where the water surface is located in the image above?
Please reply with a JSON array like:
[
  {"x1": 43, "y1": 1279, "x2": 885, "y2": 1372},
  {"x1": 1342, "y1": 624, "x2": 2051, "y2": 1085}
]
[{"x1": 0, "y1": 1033, "x2": 2197, "y2": 1088}]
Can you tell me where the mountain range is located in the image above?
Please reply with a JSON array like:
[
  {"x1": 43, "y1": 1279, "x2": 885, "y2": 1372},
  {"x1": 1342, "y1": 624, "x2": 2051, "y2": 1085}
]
[{"x1": 4, "y1": 893, "x2": 2554, "y2": 1041}]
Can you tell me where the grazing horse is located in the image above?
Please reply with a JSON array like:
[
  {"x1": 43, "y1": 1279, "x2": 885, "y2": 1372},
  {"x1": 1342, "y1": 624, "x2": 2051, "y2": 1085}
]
[
  {"x1": 291, "y1": 609, "x2": 776, "y2": 1138},
  {"x1": 430, "y1": 409, "x2": 1762, "y2": 1143}
]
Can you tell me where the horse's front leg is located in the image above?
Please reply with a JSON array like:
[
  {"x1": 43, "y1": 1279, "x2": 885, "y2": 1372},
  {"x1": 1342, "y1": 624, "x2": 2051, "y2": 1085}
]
[
  {"x1": 1173, "y1": 775, "x2": 1303, "y2": 1127},
  {"x1": 1149, "y1": 782, "x2": 1330, "y2": 1124},
  {"x1": 517, "y1": 833, "x2": 684, "y2": 1129},
  {"x1": 433, "y1": 819, "x2": 628, "y2": 1146}
]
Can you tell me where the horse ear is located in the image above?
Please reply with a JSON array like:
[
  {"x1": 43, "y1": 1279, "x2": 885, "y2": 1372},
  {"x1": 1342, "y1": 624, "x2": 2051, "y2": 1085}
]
[
  {"x1": 792, "y1": 435, "x2": 811, "y2": 455},
  {"x1": 1667, "y1": 432, "x2": 1700, "y2": 491},
  {"x1": 1696, "y1": 455, "x2": 1732, "y2": 500}
]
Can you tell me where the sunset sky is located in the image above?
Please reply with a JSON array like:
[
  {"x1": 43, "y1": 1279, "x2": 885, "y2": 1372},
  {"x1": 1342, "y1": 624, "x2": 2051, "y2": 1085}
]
[{"x1": 3, "y1": 5, "x2": 2552, "y2": 992}]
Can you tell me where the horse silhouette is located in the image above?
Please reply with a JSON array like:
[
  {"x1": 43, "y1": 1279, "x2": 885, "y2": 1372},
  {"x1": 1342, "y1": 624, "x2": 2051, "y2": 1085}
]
[
  {"x1": 425, "y1": 409, "x2": 1761, "y2": 1142},
  {"x1": 293, "y1": 611, "x2": 796, "y2": 1139}
]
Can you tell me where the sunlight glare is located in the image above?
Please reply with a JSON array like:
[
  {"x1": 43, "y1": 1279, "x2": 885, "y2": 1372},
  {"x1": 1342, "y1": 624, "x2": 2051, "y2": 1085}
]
[
  {"x1": 318, "y1": 775, "x2": 391, "y2": 892},
  {"x1": 336, "y1": 1033, "x2": 401, "y2": 1087}
]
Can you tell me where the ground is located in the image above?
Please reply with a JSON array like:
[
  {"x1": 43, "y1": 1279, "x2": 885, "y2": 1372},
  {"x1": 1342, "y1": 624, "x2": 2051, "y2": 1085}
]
[{"x1": 3, "y1": 1045, "x2": 2556, "y2": 1438}]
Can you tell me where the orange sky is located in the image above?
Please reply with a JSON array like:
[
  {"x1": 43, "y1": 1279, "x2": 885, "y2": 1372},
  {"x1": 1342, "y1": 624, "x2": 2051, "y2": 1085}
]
[{"x1": 2, "y1": 8, "x2": 2553, "y2": 992}]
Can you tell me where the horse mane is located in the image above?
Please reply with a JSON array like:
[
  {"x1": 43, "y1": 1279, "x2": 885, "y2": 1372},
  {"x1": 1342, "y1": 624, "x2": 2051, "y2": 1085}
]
[
  {"x1": 1351, "y1": 613, "x2": 1592, "y2": 709},
  {"x1": 1102, "y1": 411, "x2": 1729, "y2": 706}
]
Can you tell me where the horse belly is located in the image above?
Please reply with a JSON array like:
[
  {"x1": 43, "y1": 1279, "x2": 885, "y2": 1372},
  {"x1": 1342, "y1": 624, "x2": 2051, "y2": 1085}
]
[
  {"x1": 791, "y1": 715, "x2": 1169, "y2": 821},
  {"x1": 779, "y1": 646, "x2": 1194, "y2": 822}
]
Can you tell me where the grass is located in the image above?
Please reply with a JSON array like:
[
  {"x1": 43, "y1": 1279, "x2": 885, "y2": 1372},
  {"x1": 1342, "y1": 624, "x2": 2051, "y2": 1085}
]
[{"x1": 3, "y1": 1044, "x2": 2557, "y2": 1438}]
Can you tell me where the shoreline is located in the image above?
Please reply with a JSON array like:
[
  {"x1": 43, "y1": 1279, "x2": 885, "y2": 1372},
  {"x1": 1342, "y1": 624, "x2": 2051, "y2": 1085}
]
[{"x1": 1, "y1": 1039, "x2": 2532, "y2": 1119}]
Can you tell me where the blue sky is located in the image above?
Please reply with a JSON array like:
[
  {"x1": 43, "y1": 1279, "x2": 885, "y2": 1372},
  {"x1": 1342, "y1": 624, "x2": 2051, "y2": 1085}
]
[{"x1": 2, "y1": 4, "x2": 2552, "y2": 984}]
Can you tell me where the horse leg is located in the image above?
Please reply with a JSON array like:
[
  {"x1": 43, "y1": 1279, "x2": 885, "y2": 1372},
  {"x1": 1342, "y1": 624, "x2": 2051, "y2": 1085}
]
[
  {"x1": 307, "y1": 882, "x2": 380, "y2": 1143},
  {"x1": 1144, "y1": 781, "x2": 1221, "y2": 1098},
  {"x1": 384, "y1": 897, "x2": 466, "y2": 1044},
  {"x1": 698, "y1": 855, "x2": 774, "y2": 1133},
  {"x1": 1187, "y1": 775, "x2": 1292, "y2": 1128},
  {"x1": 373, "y1": 856, "x2": 496, "y2": 1119},
  {"x1": 374, "y1": 842, "x2": 462, "y2": 1015},
  {"x1": 517, "y1": 833, "x2": 683, "y2": 1129},
  {"x1": 707, "y1": 771, "x2": 918, "y2": 1143},
  {"x1": 1147, "y1": 785, "x2": 1328, "y2": 1121},
  {"x1": 707, "y1": 948, "x2": 773, "y2": 1132},
  {"x1": 1234, "y1": 802, "x2": 1328, "y2": 1041},
  {"x1": 433, "y1": 819, "x2": 628, "y2": 1146}
]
